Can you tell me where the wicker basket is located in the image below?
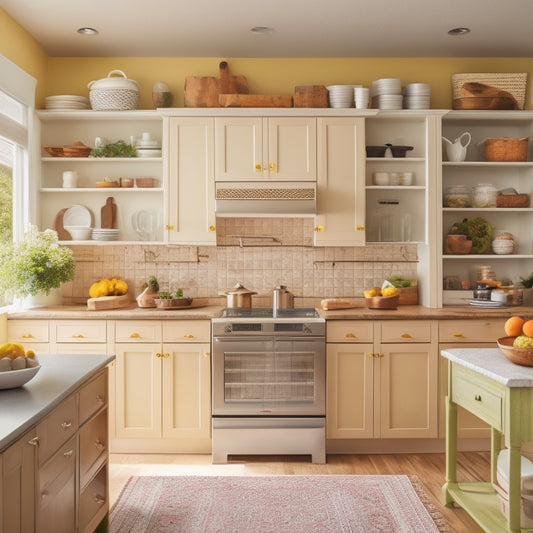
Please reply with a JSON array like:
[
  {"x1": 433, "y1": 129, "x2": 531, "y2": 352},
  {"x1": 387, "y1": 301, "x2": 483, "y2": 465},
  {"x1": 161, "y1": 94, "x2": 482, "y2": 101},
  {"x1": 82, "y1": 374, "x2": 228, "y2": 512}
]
[
  {"x1": 88, "y1": 70, "x2": 139, "y2": 111},
  {"x1": 496, "y1": 193, "x2": 530, "y2": 207},
  {"x1": 451, "y1": 73, "x2": 527, "y2": 110},
  {"x1": 480, "y1": 137, "x2": 529, "y2": 162}
]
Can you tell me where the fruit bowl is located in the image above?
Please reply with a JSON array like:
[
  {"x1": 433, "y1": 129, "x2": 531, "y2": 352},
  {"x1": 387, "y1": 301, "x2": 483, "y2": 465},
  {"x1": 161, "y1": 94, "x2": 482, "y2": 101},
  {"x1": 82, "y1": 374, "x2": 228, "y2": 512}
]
[
  {"x1": 497, "y1": 336, "x2": 533, "y2": 367},
  {"x1": 0, "y1": 365, "x2": 41, "y2": 390},
  {"x1": 365, "y1": 295, "x2": 400, "y2": 310}
]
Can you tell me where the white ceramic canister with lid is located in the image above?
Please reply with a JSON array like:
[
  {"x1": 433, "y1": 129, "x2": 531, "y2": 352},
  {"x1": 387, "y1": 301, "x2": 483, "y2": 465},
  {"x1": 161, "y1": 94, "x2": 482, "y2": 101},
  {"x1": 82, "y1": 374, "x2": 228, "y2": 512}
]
[{"x1": 472, "y1": 183, "x2": 497, "y2": 208}]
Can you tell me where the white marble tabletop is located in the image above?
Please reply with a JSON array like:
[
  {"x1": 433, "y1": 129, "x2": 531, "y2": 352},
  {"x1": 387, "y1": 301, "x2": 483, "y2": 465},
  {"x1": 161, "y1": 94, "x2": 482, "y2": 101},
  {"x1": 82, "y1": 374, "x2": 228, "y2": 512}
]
[
  {"x1": 441, "y1": 348, "x2": 533, "y2": 388},
  {"x1": 0, "y1": 353, "x2": 114, "y2": 453}
]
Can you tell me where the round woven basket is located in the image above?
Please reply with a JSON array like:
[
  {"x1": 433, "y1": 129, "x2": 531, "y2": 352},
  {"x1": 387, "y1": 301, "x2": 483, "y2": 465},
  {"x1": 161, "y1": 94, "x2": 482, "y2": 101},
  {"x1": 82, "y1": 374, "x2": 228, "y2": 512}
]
[
  {"x1": 89, "y1": 88, "x2": 139, "y2": 111},
  {"x1": 481, "y1": 137, "x2": 528, "y2": 162}
]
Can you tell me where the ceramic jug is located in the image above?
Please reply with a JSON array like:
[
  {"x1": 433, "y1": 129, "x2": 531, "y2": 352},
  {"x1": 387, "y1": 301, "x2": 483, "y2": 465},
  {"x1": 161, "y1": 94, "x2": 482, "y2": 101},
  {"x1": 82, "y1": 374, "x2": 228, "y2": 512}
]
[{"x1": 442, "y1": 132, "x2": 471, "y2": 162}]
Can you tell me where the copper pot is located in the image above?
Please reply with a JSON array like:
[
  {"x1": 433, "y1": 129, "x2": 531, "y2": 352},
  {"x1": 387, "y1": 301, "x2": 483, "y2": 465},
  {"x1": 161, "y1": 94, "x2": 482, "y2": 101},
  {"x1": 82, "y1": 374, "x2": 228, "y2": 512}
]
[{"x1": 220, "y1": 283, "x2": 257, "y2": 308}]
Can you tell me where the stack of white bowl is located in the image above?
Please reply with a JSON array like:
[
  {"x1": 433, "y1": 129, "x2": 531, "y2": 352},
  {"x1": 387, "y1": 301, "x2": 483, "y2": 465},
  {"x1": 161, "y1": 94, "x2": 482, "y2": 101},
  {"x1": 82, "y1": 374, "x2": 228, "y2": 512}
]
[
  {"x1": 370, "y1": 79, "x2": 403, "y2": 109},
  {"x1": 135, "y1": 132, "x2": 162, "y2": 158},
  {"x1": 327, "y1": 85, "x2": 361, "y2": 108},
  {"x1": 403, "y1": 83, "x2": 431, "y2": 109}
]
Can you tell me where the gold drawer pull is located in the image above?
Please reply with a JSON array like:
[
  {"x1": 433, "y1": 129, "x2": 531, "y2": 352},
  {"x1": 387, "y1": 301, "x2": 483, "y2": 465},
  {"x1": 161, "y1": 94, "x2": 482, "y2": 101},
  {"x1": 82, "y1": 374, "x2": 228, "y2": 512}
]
[
  {"x1": 94, "y1": 495, "x2": 106, "y2": 505},
  {"x1": 346, "y1": 333, "x2": 357, "y2": 338},
  {"x1": 72, "y1": 333, "x2": 85, "y2": 338},
  {"x1": 28, "y1": 436, "x2": 39, "y2": 447},
  {"x1": 184, "y1": 334, "x2": 196, "y2": 339},
  {"x1": 63, "y1": 449, "x2": 74, "y2": 458},
  {"x1": 401, "y1": 333, "x2": 412, "y2": 339},
  {"x1": 475, "y1": 394, "x2": 482, "y2": 402},
  {"x1": 22, "y1": 333, "x2": 35, "y2": 339},
  {"x1": 453, "y1": 332, "x2": 465, "y2": 338},
  {"x1": 61, "y1": 421, "x2": 72, "y2": 430},
  {"x1": 165, "y1": 224, "x2": 174, "y2": 230},
  {"x1": 130, "y1": 332, "x2": 141, "y2": 338}
]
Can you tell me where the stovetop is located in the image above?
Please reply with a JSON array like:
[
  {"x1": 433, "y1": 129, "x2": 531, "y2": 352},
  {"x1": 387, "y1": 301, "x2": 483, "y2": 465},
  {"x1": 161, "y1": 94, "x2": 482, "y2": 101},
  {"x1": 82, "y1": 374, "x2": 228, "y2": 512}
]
[{"x1": 220, "y1": 307, "x2": 319, "y2": 319}]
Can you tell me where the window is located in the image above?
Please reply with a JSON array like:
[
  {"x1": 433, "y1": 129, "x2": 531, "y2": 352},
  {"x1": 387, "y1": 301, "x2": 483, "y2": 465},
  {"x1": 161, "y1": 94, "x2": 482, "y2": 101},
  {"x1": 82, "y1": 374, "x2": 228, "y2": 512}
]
[{"x1": 0, "y1": 54, "x2": 36, "y2": 307}]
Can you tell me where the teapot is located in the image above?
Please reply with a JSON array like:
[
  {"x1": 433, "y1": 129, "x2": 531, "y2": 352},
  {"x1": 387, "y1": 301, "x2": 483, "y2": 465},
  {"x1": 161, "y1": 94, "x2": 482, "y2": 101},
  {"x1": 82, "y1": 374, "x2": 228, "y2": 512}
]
[{"x1": 442, "y1": 132, "x2": 471, "y2": 162}]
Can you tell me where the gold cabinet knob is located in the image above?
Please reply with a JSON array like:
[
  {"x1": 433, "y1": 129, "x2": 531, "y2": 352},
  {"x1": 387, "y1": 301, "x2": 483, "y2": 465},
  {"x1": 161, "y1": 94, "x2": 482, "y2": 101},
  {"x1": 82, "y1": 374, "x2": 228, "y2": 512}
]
[
  {"x1": 255, "y1": 163, "x2": 263, "y2": 172},
  {"x1": 315, "y1": 225, "x2": 324, "y2": 233},
  {"x1": 203, "y1": 352, "x2": 210, "y2": 358},
  {"x1": 165, "y1": 224, "x2": 174, "y2": 230},
  {"x1": 163, "y1": 352, "x2": 170, "y2": 358},
  {"x1": 209, "y1": 225, "x2": 216, "y2": 232},
  {"x1": 367, "y1": 353, "x2": 374, "y2": 358},
  {"x1": 345, "y1": 332, "x2": 357, "y2": 338},
  {"x1": 453, "y1": 332, "x2": 465, "y2": 338},
  {"x1": 184, "y1": 334, "x2": 195, "y2": 339},
  {"x1": 401, "y1": 333, "x2": 412, "y2": 339},
  {"x1": 268, "y1": 161, "x2": 277, "y2": 172},
  {"x1": 155, "y1": 352, "x2": 162, "y2": 358},
  {"x1": 356, "y1": 225, "x2": 365, "y2": 231}
]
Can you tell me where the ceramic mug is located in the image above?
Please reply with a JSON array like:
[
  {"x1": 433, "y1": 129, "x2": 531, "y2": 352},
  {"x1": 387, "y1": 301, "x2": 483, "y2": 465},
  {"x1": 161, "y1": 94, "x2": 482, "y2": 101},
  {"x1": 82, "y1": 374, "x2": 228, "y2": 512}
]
[{"x1": 62, "y1": 170, "x2": 78, "y2": 188}]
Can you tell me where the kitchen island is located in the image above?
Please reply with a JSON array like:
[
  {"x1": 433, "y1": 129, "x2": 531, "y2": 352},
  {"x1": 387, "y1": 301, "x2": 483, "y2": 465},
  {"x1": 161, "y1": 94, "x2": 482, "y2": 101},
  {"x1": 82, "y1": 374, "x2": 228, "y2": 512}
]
[
  {"x1": 442, "y1": 347, "x2": 533, "y2": 533},
  {"x1": 1, "y1": 353, "x2": 114, "y2": 532}
]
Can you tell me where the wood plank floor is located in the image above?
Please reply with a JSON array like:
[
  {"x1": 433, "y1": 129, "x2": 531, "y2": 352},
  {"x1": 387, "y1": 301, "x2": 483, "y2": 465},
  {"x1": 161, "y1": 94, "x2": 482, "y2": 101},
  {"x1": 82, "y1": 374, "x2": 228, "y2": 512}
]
[{"x1": 110, "y1": 451, "x2": 490, "y2": 532}]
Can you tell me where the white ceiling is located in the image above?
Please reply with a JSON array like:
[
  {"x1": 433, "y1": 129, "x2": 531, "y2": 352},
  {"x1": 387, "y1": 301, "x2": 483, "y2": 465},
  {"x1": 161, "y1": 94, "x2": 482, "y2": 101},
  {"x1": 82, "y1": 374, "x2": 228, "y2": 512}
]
[{"x1": 2, "y1": 0, "x2": 533, "y2": 58}]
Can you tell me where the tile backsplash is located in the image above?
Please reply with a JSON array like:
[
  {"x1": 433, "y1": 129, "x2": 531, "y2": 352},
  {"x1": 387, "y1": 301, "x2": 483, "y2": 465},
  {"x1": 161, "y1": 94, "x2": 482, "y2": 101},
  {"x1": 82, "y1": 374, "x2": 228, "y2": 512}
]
[{"x1": 63, "y1": 241, "x2": 418, "y2": 303}]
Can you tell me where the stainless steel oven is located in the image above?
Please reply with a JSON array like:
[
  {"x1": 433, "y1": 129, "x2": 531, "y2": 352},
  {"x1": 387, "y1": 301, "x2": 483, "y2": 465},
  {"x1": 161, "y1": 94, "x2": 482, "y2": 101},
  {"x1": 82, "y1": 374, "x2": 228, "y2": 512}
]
[{"x1": 211, "y1": 308, "x2": 326, "y2": 463}]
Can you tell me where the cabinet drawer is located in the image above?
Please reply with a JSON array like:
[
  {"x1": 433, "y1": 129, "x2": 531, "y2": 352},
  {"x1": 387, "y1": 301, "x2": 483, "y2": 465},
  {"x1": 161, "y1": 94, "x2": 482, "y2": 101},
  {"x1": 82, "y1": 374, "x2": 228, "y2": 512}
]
[
  {"x1": 79, "y1": 411, "x2": 107, "y2": 486},
  {"x1": 39, "y1": 436, "x2": 77, "y2": 494},
  {"x1": 79, "y1": 466, "x2": 107, "y2": 533},
  {"x1": 52, "y1": 320, "x2": 107, "y2": 343},
  {"x1": 37, "y1": 395, "x2": 78, "y2": 463},
  {"x1": 163, "y1": 320, "x2": 211, "y2": 342},
  {"x1": 451, "y1": 364, "x2": 504, "y2": 431},
  {"x1": 326, "y1": 321, "x2": 373, "y2": 343},
  {"x1": 115, "y1": 320, "x2": 161, "y2": 343},
  {"x1": 380, "y1": 321, "x2": 433, "y2": 343},
  {"x1": 439, "y1": 319, "x2": 505, "y2": 343},
  {"x1": 8, "y1": 319, "x2": 49, "y2": 343},
  {"x1": 79, "y1": 370, "x2": 107, "y2": 424}
]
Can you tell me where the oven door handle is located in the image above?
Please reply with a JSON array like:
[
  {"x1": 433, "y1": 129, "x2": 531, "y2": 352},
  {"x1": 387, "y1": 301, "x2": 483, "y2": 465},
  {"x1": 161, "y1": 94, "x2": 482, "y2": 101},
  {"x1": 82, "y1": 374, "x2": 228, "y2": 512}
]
[{"x1": 213, "y1": 336, "x2": 273, "y2": 343}]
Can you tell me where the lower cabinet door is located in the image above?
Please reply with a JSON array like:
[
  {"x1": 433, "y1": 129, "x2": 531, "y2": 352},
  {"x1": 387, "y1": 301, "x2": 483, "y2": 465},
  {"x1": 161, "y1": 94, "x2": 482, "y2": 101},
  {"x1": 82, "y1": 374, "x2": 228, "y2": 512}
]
[
  {"x1": 79, "y1": 466, "x2": 107, "y2": 533},
  {"x1": 37, "y1": 437, "x2": 77, "y2": 533}
]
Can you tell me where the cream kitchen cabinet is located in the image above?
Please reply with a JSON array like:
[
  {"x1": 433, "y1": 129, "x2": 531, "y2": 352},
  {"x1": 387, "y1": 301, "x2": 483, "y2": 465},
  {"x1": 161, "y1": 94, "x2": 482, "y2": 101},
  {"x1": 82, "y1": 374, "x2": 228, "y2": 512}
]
[
  {"x1": 327, "y1": 320, "x2": 438, "y2": 439},
  {"x1": 50, "y1": 319, "x2": 108, "y2": 355},
  {"x1": 164, "y1": 116, "x2": 216, "y2": 245},
  {"x1": 440, "y1": 110, "x2": 533, "y2": 306},
  {"x1": 111, "y1": 319, "x2": 211, "y2": 453},
  {"x1": 7, "y1": 319, "x2": 50, "y2": 354},
  {"x1": 438, "y1": 318, "x2": 505, "y2": 440},
  {"x1": 36, "y1": 110, "x2": 164, "y2": 243},
  {"x1": 314, "y1": 117, "x2": 366, "y2": 246},
  {"x1": 1, "y1": 428, "x2": 36, "y2": 533},
  {"x1": 214, "y1": 116, "x2": 316, "y2": 181}
]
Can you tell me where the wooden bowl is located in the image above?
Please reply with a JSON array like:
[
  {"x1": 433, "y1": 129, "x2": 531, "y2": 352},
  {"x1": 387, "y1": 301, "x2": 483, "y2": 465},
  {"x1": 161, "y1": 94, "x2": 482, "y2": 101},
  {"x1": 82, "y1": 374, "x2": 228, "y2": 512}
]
[
  {"x1": 44, "y1": 146, "x2": 64, "y2": 157},
  {"x1": 154, "y1": 298, "x2": 193, "y2": 309},
  {"x1": 365, "y1": 294, "x2": 399, "y2": 310},
  {"x1": 497, "y1": 336, "x2": 533, "y2": 366}
]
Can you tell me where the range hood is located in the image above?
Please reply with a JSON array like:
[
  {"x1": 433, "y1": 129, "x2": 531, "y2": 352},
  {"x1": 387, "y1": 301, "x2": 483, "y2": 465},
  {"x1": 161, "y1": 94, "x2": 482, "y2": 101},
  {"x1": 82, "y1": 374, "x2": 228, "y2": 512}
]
[{"x1": 215, "y1": 181, "x2": 316, "y2": 217}]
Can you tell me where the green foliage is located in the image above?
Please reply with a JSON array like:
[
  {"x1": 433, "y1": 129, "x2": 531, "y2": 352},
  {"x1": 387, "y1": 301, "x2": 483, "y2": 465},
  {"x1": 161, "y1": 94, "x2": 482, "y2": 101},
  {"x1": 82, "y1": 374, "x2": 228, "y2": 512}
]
[
  {"x1": 0, "y1": 226, "x2": 75, "y2": 298},
  {"x1": 0, "y1": 166, "x2": 12, "y2": 245},
  {"x1": 385, "y1": 276, "x2": 413, "y2": 288},
  {"x1": 90, "y1": 140, "x2": 137, "y2": 158},
  {"x1": 520, "y1": 273, "x2": 533, "y2": 289},
  {"x1": 449, "y1": 217, "x2": 492, "y2": 254}
]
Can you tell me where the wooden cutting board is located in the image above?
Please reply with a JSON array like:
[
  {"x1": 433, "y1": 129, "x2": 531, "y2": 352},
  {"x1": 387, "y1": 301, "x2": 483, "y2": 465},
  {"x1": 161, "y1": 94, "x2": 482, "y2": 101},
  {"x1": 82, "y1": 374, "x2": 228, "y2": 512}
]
[
  {"x1": 101, "y1": 197, "x2": 116, "y2": 229},
  {"x1": 87, "y1": 294, "x2": 132, "y2": 311},
  {"x1": 293, "y1": 85, "x2": 328, "y2": 108},
  {"x1": 184, "y1": 61, "x2": 249, "y2": 107},
  {"x1": 453, "y1": 96, "x2": 518, "y2": 110},
  {"x1": 54, "y1": 208, "x2": 71, "y2": 240},
  {"x1": 218, "y1": 94, "x2": 294, "y2": 108}
]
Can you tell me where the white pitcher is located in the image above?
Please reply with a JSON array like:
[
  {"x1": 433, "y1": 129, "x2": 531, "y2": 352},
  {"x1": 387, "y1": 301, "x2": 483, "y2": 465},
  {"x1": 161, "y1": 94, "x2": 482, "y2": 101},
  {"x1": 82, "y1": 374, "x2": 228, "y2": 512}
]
[{"x1": 442, "y1": 132, "x2": 471, "y2": 162}]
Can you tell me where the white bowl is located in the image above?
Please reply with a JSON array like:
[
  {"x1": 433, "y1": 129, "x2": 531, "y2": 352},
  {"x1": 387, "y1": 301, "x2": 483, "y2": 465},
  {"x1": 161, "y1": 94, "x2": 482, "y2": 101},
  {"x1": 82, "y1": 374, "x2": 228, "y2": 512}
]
[
  {"x1": 64, "y1": 226, "x2": 92, "y2": 240},
  {"x1": 0, "y1": 364, "x2": 41, "y2": 389},
  {"x1": 373, "y1": 172, "x2": 390, "y2": 185},
  {"x1": 492, "y1": 240, "x2": 515, "y2": 254},
  {"x1": 136, "y1": 148, "x2": 162, "y2": 158}
]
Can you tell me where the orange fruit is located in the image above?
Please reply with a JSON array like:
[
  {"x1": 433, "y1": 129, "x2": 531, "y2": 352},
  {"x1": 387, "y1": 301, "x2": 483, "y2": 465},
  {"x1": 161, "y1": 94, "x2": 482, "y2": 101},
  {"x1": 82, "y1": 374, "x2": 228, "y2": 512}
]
[
  {"x1": 522, "y1": 320, "x2": 533, "y2": 338},
  {"x1": 504, "y1": 316, "x2": 526, "y2": 337}
]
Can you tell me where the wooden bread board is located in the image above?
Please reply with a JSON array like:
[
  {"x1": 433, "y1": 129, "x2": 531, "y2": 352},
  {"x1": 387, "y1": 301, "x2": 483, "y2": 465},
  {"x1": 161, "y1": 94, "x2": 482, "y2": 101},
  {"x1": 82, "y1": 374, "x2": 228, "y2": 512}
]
[
  {"x1": 218, "y1": 94, "x2": 293, "y2": 108},
  {"x1": 320, "y1": 298, "x2": 358, "y2": 310},
  {"x1": 87, "y1": 294, "x2": 132, "y2": 311},
  {"x1": 453, "y1": 96, "x2": 519, "y2": 110},
  {"x1": 293, "y1": 85, "x2": 328, "y2": 107}
]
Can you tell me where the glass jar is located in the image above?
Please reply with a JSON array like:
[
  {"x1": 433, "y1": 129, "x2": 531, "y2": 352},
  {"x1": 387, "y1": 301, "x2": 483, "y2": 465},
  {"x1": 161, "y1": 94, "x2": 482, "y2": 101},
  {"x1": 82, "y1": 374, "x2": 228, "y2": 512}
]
[
  {"x1": 373, "y1": 199, "x2": 411, "y2": 242},
  {"x1": 472, "y1": 183, "x2": 497, "y2": 208},
  {"x1": 443, "y1": 184, "x2": 471, "y2": 207}
]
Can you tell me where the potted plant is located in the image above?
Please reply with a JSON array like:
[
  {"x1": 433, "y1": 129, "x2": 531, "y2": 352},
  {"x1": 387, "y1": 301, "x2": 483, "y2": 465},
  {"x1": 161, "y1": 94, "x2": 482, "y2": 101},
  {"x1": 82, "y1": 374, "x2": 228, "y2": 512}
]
[
  {"x1": 0, "y1": 225, "x2": 75, "y2": 307},
  {"x1": 154, "y1": 288, "x2": 192, "y2": 308}
]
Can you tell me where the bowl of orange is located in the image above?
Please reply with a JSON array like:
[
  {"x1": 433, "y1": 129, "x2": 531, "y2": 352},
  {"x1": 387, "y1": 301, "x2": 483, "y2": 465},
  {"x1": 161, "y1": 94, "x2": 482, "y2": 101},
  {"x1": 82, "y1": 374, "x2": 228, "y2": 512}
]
[{"x1": 498, "y1": 317, "x2": 533, "y2": 366}]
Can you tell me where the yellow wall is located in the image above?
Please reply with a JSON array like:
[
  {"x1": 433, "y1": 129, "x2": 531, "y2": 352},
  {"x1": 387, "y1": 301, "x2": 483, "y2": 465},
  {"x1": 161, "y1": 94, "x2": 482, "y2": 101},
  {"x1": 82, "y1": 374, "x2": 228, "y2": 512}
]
[
  {"x1": 0, "y1": 7, "x2": 48, "y2": 103},
  {"x1": 46, "y1": 57, "x2": 533, "y2": 110}
]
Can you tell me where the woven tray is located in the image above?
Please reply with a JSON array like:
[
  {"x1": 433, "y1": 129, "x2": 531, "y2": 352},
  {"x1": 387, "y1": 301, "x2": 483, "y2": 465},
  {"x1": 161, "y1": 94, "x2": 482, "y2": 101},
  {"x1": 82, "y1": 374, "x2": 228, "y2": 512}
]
[
  {"x1": 497, "y1": 193, "x2": 530, "y2": 207},
  {"x1": 451, "y1": 73, "x2": 527, "y2": 110}
]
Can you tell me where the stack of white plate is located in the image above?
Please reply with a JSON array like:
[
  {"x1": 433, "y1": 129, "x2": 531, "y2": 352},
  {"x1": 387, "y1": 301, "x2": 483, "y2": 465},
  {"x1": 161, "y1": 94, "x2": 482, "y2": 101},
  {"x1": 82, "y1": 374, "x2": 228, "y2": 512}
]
[
  {"x1": 327, "y1": 85, "x2": 361, "y2": 108},
  {"x1": 45, "y1": 95, "x2": 90, "y2": 110},
  {"x1": 403, "y1": 83, "x2": 431, "y2": 109},
  {"x1": 371, "y1": 78, "x2": 403, "y2": 109},
  {"x1": 92, "y1": 228, "x2": 120, "y2": 241}
]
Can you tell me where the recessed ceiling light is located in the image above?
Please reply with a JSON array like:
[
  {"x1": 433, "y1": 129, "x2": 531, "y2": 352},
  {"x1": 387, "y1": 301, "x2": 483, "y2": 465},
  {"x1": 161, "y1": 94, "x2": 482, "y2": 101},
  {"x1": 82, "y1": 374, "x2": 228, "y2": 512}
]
[
  {"x1": 250, "y1": 26, "x2": 274, "y2": 34},
  {"x1": 448, "y1": 27, "x2": 470, "y2": 36},
  {"x1": 77, "y1": 27, "x2": 99, "y2": 35}
]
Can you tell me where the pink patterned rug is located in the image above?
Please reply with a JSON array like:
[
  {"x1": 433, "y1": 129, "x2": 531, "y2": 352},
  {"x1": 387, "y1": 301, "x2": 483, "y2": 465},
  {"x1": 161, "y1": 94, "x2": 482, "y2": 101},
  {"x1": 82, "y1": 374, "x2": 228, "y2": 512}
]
[{"x1": 110, "y1": 475, "x2": 447, "y2": 532}]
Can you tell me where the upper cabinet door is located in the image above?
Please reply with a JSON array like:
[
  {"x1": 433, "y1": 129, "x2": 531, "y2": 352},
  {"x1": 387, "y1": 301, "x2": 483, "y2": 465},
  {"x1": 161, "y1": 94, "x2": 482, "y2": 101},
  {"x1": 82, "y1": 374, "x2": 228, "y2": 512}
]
[
  {"x1": 214, "y1": 117, "x2": 316, "y2": 181},
  {"x1": 214, "y1": 117, "x2": 264, "y2": 181}
]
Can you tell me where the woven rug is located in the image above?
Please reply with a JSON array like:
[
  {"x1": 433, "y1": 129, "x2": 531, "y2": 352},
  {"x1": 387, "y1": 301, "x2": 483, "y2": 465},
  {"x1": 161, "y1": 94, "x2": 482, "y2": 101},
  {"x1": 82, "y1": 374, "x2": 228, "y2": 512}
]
[{"x1": 109, "y1": 475, "x2": 448, "y2": 532}]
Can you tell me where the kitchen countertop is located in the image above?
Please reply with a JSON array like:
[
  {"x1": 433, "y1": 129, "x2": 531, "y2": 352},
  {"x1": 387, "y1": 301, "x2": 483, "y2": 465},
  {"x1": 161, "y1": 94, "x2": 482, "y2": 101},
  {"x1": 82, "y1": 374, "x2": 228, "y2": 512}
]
[
  {"x1": 0, "y1": 353, "x2": 115, "y2": 453},
  {"x1": 441, "y1": 347, "x2": 533, "y2": 387},
  {"x1": 8, "y1": 303, "x2": 533, "y2": 320}
]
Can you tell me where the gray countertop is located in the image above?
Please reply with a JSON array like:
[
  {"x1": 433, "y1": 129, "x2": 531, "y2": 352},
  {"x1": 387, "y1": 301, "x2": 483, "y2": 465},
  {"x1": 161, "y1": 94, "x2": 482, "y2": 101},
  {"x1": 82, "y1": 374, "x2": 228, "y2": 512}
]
[
  {"x1": 0, "y1": 353, "x2": 115, "y2": 453},
  {"x1": 441, "y1": 348, "x2": 533, "y2": 387}
]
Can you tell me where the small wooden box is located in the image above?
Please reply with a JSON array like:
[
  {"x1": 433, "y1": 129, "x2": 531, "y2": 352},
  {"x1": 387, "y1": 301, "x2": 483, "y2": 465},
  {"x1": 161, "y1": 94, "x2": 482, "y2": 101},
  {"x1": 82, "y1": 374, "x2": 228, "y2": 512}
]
[
  {"x1": 293, "y1": 85, "x2": 328, "y2": 108},
  {"x1": 398, "y1": 286, "x2": 419, "y2": 305}
]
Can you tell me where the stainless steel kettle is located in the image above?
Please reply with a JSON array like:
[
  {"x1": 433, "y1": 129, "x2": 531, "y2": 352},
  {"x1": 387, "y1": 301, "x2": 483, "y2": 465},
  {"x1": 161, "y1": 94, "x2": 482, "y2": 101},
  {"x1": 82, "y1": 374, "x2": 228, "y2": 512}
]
[{"x1": 272, "y1": 285, "x2": 294, "y2": 311}]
